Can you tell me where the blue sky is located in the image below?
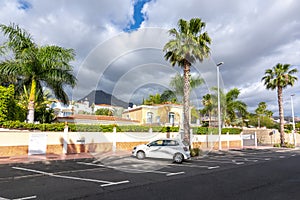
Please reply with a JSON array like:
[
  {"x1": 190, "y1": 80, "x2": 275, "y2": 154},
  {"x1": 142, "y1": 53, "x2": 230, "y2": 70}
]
[{"x1": 125, "y1": 0, "x2": 150, "y2": 31}]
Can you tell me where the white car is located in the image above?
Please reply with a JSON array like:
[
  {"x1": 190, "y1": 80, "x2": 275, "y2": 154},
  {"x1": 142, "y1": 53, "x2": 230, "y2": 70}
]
[{"x1": 132, "y1": 138, "x2": 191, "y2": 163}]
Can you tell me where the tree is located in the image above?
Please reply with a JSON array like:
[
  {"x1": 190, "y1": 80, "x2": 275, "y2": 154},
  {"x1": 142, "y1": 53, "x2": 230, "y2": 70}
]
[
  {"x1": 169, "y1": 73, "x2": 204, "y2": 101},
  {"x1": 0, "y1": 23, "x2": 76, "y2": 123},
  {"x1": 209, "y1": 87, "x2": 247, "y2": 127},
  {"x1": 255, "y1": 102, "x2": 273, "y2": 127},
  {"x1": 201, "y1": 94, "x2": 214, "y2": 127},
  {"x1": 160, "y1": 90, "x2": 177, "y2": 103},
  {"x1": 143, "y1": 93, "x2": 162, "y2": 105},
  {"x1": 0, "y1": 85, "x2": 26, "y2": 122},
  {"x1": 95, "y1": 108, "x2": 113, "y2": 116},
  {"x1": 163, "y1": 18, "x2": 211, "y2": 144},
  {"x1": 262, "y1": 63, "x2": 298, "y2": 146}
]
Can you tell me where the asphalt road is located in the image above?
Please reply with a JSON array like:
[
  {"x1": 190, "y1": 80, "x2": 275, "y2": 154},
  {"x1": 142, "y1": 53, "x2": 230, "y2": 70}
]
[{"x1": 0, "y1": 148, "x2": 300, "y2": 200}]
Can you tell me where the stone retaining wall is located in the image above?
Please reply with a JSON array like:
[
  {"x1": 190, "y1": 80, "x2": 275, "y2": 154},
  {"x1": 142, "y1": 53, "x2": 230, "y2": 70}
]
[{"x1": 0, "y1": 130, "x2": 243, "y2": 157}]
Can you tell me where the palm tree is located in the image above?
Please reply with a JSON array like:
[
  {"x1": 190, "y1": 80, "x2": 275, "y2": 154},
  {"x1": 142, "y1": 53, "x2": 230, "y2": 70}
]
[
  {"x1": 209, "y1": 87, "x2": 247, "y2": 126},
  {"x1": 163, "y1": 17, "x2": 211, "y2": 145},
  {"x1": 0, "y1": 23, "x2": 76, "y2": 123},
  {"x1": 160, "y1": 90, "x2": 177, "y2": 103},
  {"x1": 169, "y1": 73, "x2": 204, "y2": 101},
  {"x1": 201, "y1": 94, "x2": 213, "y2": 127},
  {"x1": 224, "y1": 88, "x2": 248, "y2": 125},
  {"x1": 262, "y1": 63, "x2": 298, "y2": 146}
]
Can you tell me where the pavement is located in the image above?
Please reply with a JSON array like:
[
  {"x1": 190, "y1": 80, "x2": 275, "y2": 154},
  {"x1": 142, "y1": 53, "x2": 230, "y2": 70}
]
[
  {"x1": 0, "y1": 145, "x2": 278, "y2": 165},
  {"x1": 0, "y1": 153, "x2": 94, "y2": 165}
]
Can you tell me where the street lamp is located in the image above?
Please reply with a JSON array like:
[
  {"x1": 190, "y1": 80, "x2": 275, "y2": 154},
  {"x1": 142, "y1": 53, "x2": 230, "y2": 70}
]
[
  {"x1": 217, "y1": 62, "x2": 224, "y2": 150},
  {"x1": 291, "y1": 94, "x2": 296, "y2": 147}
]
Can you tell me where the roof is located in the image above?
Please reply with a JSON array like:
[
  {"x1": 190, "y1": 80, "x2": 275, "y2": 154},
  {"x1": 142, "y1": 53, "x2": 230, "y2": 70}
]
[{"x1": 57, "y1": 114, "x2": 139, "y2": 123}]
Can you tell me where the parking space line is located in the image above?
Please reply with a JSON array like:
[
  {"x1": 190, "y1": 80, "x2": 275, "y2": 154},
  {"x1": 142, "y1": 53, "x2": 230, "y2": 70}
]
[
  {"x1": 193, "y1": 159, "x2": 244, "y2": 165},
  {"x1": 13, "y1": 196, "x2": 37, "y2": 200},
  {"x1": 168, "y1": 163, "x2": 221, "y2": 169},
  {"x1": 279, "y1": 156, "x2": 285, "y2": 158},
  {"x1": 77, "y1": 162, "x2": 185, "y2": 176},
  {"x1": 207, "y1": 156, "x2": 259, "y2": 163},
  {"x1": 12, "y1": 167, "x2": 129, "y2": 187},
  {"x1": 0, "y1": 196, "x2": 37, "y2": 200}
]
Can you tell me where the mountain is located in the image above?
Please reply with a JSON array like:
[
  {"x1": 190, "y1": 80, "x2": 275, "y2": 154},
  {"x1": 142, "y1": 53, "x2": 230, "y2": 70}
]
[{"x1": 79, "y1": 90, "x2": 129, "y2": 108}]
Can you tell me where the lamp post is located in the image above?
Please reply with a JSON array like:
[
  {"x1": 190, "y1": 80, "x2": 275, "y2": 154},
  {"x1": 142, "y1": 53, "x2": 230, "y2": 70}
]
[
  {"x1": 291, "y1": 94, "x2": 296, "y2": 147},
  {"x1": 217, "y1": 62, "x2": 224, "y2": 150}
]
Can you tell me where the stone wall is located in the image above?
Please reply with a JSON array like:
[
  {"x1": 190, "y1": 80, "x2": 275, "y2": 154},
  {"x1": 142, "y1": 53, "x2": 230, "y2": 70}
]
[
  {"x1": 242, "y1": 128, "x2": 300, "y2": 145},
  {"x1": 0, "y1": 130, "x2": 243, "y2": 157}
]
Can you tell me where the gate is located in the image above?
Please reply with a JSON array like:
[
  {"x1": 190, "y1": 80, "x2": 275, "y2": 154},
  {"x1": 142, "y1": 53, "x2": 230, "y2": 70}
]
[{"x1": 242, "y1": 132, "x2": 257, "y2": 148}]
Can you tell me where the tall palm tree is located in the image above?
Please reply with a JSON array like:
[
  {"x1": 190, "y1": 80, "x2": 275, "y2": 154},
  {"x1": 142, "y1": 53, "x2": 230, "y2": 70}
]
[
  {"x1": 0, "y1": 23, "x2": 76, "y2": 123},
  {"x1": 262, "y1": 63, "x2": 298, "y2": 146},
  {"x1": 163, "y1": 18, "x2": 211, "y2": 144}
]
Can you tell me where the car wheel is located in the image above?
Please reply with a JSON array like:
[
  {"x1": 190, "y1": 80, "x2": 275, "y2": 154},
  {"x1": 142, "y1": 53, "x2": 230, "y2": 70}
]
[
  {"x1": 173, "y1": 153, "x2": 183, "y2": 164},
  {"x1": 136, "y1": 151, "x2": 145, "y2": 160}
]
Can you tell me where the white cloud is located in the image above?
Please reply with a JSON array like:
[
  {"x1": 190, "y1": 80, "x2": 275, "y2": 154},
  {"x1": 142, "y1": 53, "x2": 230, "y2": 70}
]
[{"x1": 0, "y1": 0, "x2": 299, "y2": 116}]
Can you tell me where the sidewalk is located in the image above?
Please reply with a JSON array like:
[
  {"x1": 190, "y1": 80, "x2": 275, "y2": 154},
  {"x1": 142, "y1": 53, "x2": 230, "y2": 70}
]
[
  {"x1": 0, "y1": 153, "x2": 94, "y2": 165},
  {"x1": 0, "y1": 150, "x2": 132, "y2": 165}
]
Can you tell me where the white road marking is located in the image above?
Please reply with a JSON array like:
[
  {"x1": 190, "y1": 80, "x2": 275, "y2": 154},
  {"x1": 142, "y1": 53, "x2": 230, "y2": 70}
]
[
  {"x1": 12, "y1": 167, "x2": 129, "y2": 187},
  {"x1": 77, "y1": 162, "x2": 185, "y2": 176},
  {"x1": 193, "y1": 159, "x2": 244, "y2": 165},
  {"x1": 168, "y1": 163, "x2": 221, "y2": 169},
  {"x1": 0, "y1": 196, "x2": 37, "y2": 200},
  {"x1": 13, "y1": 196, "x2": 37, "y2": 200},
  {"x1": 279, "y1": 156, "x2": 285, "y2": 158},
  {"x1": 166, "y1": 172, "x2": 185, "y2": 176}
]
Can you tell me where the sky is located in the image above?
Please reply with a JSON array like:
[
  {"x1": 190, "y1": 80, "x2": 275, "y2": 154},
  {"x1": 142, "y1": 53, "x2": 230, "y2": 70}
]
[{"x1": 0, "y1": 0, "x2": 299, "y2": 117}]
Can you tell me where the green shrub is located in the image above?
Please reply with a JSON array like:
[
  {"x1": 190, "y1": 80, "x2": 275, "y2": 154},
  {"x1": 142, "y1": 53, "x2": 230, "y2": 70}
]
[
  {"x1": 190, "y1": 148, "x2": 201, "y2": 157},
  {"x1": 273, "y1": 142, "x2": 295, "y2": 148},
  {"x1": 192, "y1": 127, "x2": 242, "y2": 135}
]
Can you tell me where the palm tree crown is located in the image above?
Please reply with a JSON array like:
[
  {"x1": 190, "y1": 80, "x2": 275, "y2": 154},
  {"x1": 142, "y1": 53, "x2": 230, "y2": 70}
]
[
  {"x1": 262, "y1": 63, "x2": 297, "y2": 90},
  {"x1": 0, "y1": 23, "x2": 76, "y2": 123}
]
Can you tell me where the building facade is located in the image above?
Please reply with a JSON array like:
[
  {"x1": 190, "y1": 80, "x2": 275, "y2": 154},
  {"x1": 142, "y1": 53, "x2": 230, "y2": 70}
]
[{"x1": 122, "y1": 104, "x2": 183, "y2": 126}]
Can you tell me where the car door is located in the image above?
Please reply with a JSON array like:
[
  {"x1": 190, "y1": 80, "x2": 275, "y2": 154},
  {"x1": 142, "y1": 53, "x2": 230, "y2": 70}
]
[
  {"x1": 162, "y1": 139, "x2": 179, "y2": 159},
  {"x1": 146, "y1": 140, "x2": 164, "y2": 158}
]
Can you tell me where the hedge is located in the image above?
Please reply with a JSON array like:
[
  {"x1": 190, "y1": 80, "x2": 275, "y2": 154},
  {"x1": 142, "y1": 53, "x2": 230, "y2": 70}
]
[
  {"x1": 0, "y1": 121, "x2": 179, "y2": 133},
  {"x1": 0, "y1": 121, "x2": 241, "y2": 134},
  {"x1": 192, "y1": 127, "x2": 242, "y2": 135}
]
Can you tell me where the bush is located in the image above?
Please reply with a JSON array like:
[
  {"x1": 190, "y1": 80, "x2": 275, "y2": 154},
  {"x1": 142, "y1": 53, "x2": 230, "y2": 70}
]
[
  {"x1": 190, "y1": 148, "x2": 201, "y2": 157},
  {"x1": 0, "y1": 121, "x2": 179, "y2": 133},
  {"x1": 273, "y1": 142, "x2": 295, "y2": 148},
  {"x1": 192, "y1": 127, "x2": 242, "y2": 135}
]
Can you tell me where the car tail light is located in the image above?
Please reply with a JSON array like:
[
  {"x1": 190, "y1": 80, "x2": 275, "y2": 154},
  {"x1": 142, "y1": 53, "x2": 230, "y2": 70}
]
[{"x1": 183, "y1": 147, "x2": 188, "y2": 151}]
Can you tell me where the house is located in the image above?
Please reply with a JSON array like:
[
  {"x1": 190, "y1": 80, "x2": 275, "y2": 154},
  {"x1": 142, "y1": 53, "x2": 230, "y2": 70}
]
[
  {"x1": 51, "y1": 99, "x2": 124, "y2": 117},
  {"x1": 56, "y1": 114, "x2": 139, "y2": 125},
  {"x1": 122, "y1": 103, "x2": 184, "y2": 126}
]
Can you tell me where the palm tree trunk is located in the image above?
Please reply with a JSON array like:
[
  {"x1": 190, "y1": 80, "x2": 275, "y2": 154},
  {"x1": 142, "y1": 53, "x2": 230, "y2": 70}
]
[
  {"x1": 277, "y1": 86, "x2": 285, "y2": 146},
  {"x1": 27, "y1": 79, "x2": 36, "y2": 123},
  {"x1": 208, "y1": 111, "x2": 211, "y2": 127},
  {"x1": 183, "y1": 62, "x2": 191, "y2": 145}
]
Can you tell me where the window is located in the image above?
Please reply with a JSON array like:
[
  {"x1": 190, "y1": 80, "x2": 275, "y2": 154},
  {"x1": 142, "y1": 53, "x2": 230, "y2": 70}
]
[
  {"x1": 146, "y1": 112, "x2": 153, "y2": 124},
  {"x1": 163, "y1": 140, "x2": 179, "y2": 146},
  {"x1": 149, "y1": 140, "x2": 163, "y2": 146},
  {"x1": 168, "y1": 112, "x2": 175, "y2": 124}
]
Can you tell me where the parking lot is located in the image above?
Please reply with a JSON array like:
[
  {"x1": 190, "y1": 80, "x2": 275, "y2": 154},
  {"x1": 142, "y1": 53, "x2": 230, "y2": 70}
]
[{"x1": 0, "y1": 148, "x2": 299, "y2": 200}]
